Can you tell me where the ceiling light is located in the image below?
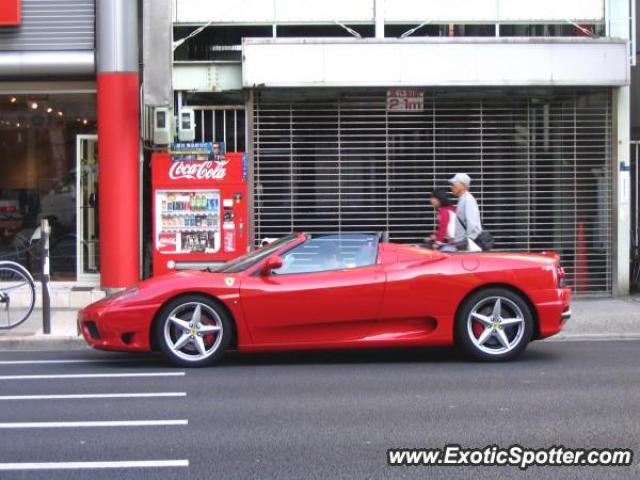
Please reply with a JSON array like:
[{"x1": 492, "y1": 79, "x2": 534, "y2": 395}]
[
  {"x1": 10, "y1": 97, "x2": 17, "y2": 103},
  {"x1": 46, "y1": 107, "x2": 53, "y2": 113},
  {"x1": 57, "y1": 111, "x2": 63, "y2": 116},
  {"x1": 30, "y1": 102, "x2": 38, "y2": 110}
]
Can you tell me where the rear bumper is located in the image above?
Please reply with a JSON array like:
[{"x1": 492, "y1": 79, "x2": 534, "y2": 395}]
[{"x1": 529, "y1": 287, "x2": 571, "y2": 339}]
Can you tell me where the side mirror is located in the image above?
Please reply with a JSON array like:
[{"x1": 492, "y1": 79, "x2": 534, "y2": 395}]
[{"x1": 260, "y1": 256, "x2": 283, "y2": 276}]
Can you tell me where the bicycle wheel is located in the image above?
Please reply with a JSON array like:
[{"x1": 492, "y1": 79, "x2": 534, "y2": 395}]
[{"x1": 0, "y1": 263, "x2": 36, "y2": 330}]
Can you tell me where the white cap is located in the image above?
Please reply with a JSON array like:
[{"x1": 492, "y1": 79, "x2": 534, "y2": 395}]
[{"x1": 448, "y1": 173, "x2": 471, "y2": 187}]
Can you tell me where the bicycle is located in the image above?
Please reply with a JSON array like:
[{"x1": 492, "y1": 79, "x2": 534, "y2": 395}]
[{"x1": 0, "y1": 261, "x2": 36, "y2": 330}]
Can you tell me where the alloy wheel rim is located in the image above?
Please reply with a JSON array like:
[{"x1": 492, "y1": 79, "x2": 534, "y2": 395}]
[
  {"x1": 164, "y1": 302, "x2": 223, "y2": 362},
  {"x1": 467, "y1": 296, "x2": 525, "y2": 355}
]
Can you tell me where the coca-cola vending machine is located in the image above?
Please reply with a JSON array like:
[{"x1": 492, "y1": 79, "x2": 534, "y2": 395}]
[{"x1": 151, "y1": 143, "x2": 248, "y2": 276}]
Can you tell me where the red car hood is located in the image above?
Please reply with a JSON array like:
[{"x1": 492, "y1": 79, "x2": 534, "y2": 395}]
[
  {"x1": 136, "y1": 269, "x2": 242, "y2": 293},
  {"x1": 87, "y1": 269, "x2": 242, "y2": 311}
]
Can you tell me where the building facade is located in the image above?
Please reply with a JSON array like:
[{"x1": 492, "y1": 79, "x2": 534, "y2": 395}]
[
  {"x1": 164, "y1": 0, "x2": 636, "y2": 296},
  {"x1": 0, "y1": 0, "x2": 138, "y2": 307},
  {"x1": 0, "y1": 0, "x2": 637, "y2": 299},
  {"x1": 0, "y1": 0, "x2": 98, "y2": 292}
]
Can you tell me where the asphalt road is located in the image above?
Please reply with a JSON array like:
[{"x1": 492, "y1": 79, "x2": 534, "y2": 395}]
[{"x1": 0, "y1": 341, "x2": 639, "y2": 480}]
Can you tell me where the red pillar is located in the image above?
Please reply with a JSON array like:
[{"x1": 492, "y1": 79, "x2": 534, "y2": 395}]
[
  {"x1": 97, "y1": 73, "x2": 140, "y2": 288},
  {"x1": 96, "y1": 0, "x2": 140, "y2": 289}
]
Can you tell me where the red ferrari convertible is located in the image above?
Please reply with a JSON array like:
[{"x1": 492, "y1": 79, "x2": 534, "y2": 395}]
[{"x1": 79, "y1": 232, "x2": 571, "y2": 366}]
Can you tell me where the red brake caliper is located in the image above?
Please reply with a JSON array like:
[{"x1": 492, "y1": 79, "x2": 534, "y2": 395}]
[
  {"x1": 472, "y1": 319, "x2": 484, "y2": 338},
  {"x1": 203, "y1": 326, "x2": 217, "y2": 347}
]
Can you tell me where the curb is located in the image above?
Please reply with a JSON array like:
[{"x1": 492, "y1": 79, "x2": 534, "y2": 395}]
[
  {"x1": 0, "y1": 335, "x2": 89, "y2": 351},
  {"x1": 543, "y1": 333, "x2": 640, "y2": 342},
  {"x1": 0, "y1": 333, "x2": 639, "y2": 353}
]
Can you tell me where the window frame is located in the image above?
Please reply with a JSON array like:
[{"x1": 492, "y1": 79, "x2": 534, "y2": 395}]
[{"x1": 218, "y1": 233, "x2": 301, "y2": 274}]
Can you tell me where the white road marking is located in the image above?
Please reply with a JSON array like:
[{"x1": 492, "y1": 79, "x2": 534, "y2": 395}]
[
  {"x1": 0, "y1": 460, "x2": 189, "y2": 470},
  {"x1": 0, "y1": 392, "x2": 187, "y2": 401},
  {"x1": 0, "y1": 358, "x2": 155, "y2": 365},
  {"x1": 0, "y1": 420, "x2": 188, "y2": 429},
  {"x1": 0, "y1": 372, "x2": 185, "y2": 380}
]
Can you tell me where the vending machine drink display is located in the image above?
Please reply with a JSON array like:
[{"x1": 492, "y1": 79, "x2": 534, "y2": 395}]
[{"x1": 151, "y1": 144, "x2": 247, "y2": 276}]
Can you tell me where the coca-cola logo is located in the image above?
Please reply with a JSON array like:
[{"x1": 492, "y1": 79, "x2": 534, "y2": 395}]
[{"x1": 169, "y1": 160, "x2": 228, "y2": 180}]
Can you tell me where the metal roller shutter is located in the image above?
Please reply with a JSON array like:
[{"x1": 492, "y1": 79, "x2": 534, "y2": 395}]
[
  {"x1": 0, "y1": 0, "x2": 95, "y2": 51},
  {"x1": 253, "y1": 88, "x2": 613, "y2": 294}
]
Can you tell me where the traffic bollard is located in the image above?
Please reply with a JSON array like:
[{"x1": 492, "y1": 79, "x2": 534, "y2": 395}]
[{"x1": 41, "y1": 218, "x2": 51, "y2": 335}]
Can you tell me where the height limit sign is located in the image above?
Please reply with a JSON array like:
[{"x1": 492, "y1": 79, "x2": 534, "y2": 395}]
[{"x1": 386, "y1": 89, "x2": 424, "y2": 112}]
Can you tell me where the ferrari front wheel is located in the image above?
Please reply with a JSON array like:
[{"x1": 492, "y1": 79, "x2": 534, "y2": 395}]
[
  {"x1": 455, "y1": 288, "x2": 533, "y2": 362},
  {"x1": 156, "y1": 295, "x2": 232, "y2": 367}
]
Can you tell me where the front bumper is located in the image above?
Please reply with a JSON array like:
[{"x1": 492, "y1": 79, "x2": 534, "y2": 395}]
[{"x1": 78, "y1": 301, "x2": 156, "y2": 352}]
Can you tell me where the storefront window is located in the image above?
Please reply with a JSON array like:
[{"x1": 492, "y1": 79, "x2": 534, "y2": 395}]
[{"x1": 0, "y1": 94, "x2": 97, "y2": 281}]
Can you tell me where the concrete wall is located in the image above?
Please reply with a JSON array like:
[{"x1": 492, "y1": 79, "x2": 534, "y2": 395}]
[{"x1": 173, "y1": 0, "x2": 605, "y2": 25}]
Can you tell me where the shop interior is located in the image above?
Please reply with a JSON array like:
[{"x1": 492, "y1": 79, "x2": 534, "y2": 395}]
[{"x1": 0, "y1": 93, "x2": 97, "y2": 281}]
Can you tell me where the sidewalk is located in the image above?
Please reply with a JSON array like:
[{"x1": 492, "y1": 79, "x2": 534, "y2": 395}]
[
  {"x1": 0, "y1": 309, "x2": 86, "y2": 351},
  {"x1": 0, "y1": 296, "x2": 639, "y2": 351},
  {"x1": 551, "y1": 295, "x2": 640, "y2": 341}
]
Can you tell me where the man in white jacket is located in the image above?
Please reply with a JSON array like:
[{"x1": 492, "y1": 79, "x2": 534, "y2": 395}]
[{"x1": 448, "y1": 173, "x2": 483, "y2": 252}]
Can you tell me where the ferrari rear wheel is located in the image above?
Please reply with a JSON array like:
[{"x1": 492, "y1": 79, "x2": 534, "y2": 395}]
[
  {"x1": 156, "y1": 295, "x2": 232, "y2": 367},
  {"x1": 456, "y1": 288, "x2": 533, "y2": 362}
]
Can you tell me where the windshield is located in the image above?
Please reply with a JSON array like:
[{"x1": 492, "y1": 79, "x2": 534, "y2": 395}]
[
  {"x1": 273, "y1": 233, "x2": 380, "y2": 275},
  {"x1": 217, "y1": 234, "x2": 299, "y2": 273}
]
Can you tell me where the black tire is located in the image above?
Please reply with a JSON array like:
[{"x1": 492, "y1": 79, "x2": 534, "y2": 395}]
[
  {"x1": 455, "y1": 287, "x2": 533, "y2": 362},
  {"x1": 155, "y1": 294, "x2": 232, "y2": 367}
]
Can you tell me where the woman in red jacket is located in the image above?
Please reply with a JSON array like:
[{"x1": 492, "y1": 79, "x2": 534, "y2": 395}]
[{"x1": 426, "y1": 189, "x2": 456, "y2": 249}]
